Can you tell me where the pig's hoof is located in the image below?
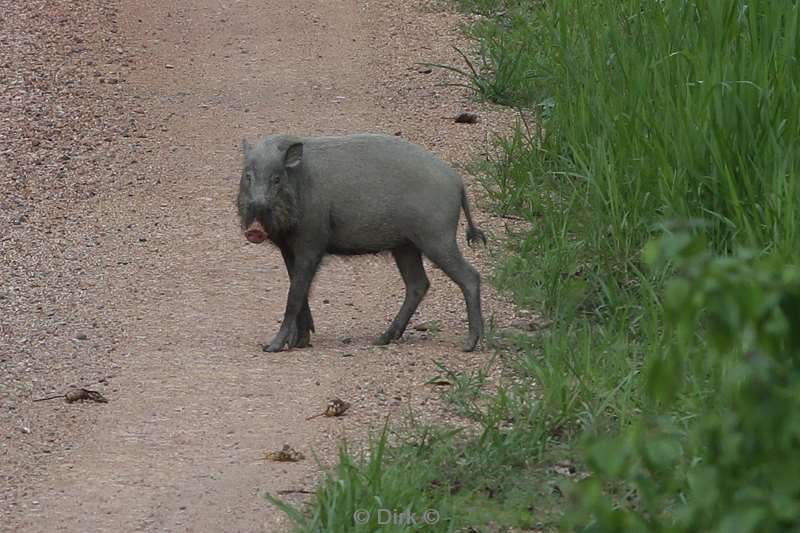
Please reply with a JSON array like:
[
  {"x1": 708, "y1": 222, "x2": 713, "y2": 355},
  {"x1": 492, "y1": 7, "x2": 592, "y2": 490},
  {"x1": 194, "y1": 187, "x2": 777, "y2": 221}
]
[
  {"x1": 374, "y1": 331, "x2": 396, "y2": 345},
  {"x1": 275, "y1": 323, "x2": 301, "y2": 350},
  {"x1": 462, "y1": 336, "x2": 480, "y2": 352},
  {"x1": 263, "y1": 339, "x2": 287, "y2": 352},
  {"x1": 286, "y1": 329, "x2": 299, "y2": 349},
  {"x1": 291, "y1": 331, "x2": 312, "y2": 349},
  {"x1": 375, "y1": 326, "x2": 403, "y2": 346}
]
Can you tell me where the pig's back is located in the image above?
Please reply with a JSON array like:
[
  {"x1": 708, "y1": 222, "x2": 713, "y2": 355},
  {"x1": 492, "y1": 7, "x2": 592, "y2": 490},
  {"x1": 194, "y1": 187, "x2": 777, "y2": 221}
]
[
  {"x1": 303, "y1": 135, "x2": 464, "y2": 251},
  {"x1": 305, "y1": 134, "x2": 462, "y2": 200}
]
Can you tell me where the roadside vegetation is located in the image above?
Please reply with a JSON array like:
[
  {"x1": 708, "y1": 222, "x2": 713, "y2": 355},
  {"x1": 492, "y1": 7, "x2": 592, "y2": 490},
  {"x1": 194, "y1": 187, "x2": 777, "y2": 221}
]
[{"x1": 272, "y1": 1, "x2": 800, "y2": 530}]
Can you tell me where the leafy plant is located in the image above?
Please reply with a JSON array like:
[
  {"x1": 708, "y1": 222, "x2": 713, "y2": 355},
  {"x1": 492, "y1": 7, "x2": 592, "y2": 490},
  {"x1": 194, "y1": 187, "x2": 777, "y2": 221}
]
[{"x1": 567, "y1": 233, "x2": 800, "y2": 532}]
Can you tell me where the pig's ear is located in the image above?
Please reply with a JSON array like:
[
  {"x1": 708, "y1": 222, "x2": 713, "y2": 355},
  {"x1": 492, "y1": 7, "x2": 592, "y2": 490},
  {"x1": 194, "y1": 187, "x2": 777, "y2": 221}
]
[
  {"x1": 242, "y1": 138, "x2": 253, "y2": 157},
  {"x1": 284, "y1": 142, "x2": 303, "y2": 169}
]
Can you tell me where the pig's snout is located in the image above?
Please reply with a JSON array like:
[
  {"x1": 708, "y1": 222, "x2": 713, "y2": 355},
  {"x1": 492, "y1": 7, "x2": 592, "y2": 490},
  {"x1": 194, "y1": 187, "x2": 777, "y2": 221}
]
[{"x1": 244, "y1": 220, "x2": 268, "y2": 243}]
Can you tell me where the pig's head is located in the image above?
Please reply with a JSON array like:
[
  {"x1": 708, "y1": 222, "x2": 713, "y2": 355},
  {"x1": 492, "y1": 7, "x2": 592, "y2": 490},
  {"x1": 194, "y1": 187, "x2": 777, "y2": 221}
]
[{"x1": 237, "y1": 138, "x2": 302, "y2": 244}]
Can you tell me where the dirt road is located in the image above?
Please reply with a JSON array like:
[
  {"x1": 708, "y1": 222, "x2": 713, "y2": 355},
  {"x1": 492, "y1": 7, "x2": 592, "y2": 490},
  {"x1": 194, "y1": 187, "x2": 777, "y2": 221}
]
[{"x1": 2, "y1": 0, "x2": 516, "y2": 531}]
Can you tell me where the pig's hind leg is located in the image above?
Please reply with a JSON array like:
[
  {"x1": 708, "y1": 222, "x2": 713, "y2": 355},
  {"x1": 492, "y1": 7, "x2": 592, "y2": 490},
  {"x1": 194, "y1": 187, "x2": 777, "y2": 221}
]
[
  {"x1": 419, "y1": 238, "x2": 483, "y2": 352},
  {"x1": 375, "y1": 243, "x2": 430, "y2": 345}
]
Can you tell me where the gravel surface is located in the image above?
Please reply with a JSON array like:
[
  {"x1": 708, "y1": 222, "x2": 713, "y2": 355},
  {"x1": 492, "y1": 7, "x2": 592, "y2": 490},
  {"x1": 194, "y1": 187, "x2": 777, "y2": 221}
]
[
  {"x1": 1, "y1": 0, "x2": 150, "y2": 521},
  {"x1": 1, "y1": 0, "x2": 537, "y2": 530}
]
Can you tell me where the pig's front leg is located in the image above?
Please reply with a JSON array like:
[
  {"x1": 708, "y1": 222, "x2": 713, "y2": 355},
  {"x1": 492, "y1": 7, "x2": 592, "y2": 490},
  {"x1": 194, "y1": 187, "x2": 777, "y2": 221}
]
[
  {"x1": 264, "y1": 253, "x2": 320, "y2": 352},
  {"x1": 278, "y1": 247, "x2": 315, "y2": 349}
]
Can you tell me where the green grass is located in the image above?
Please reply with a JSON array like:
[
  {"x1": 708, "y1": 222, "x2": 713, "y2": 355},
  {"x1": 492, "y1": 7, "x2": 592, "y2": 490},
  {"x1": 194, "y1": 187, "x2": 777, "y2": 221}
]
[
  {"x1": 269, "y1": 1, "x2": 800, "y2": 530},
  {"x1": 475, "y1": 0, "x2": 800, "y2": 325},
  {"x1": 266, "y1": 426, "x2": 461, "y2": 532}
]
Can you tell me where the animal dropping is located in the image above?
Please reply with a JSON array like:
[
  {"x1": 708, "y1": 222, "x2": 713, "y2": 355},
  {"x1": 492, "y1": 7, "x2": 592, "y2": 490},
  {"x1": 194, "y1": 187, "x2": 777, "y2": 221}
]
[
  {"x1": 33, "y1": 387, "x2": 108, "y2": 403},
  {"x1": 306, "y1": 398, "x2": 351, "y2": 420},
  {"x1": 237, "y1": 134, "x2": 487, "y2": 353},
  {"x1": 264, "y1": 444, "x2": 305, "y2": 462}
]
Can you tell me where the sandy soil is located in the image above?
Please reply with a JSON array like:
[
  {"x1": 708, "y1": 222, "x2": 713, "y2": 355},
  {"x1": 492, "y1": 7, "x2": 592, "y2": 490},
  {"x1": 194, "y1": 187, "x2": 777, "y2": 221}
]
[{"x1": 1, "y1": 0, "x2": 528, "y2": 531}]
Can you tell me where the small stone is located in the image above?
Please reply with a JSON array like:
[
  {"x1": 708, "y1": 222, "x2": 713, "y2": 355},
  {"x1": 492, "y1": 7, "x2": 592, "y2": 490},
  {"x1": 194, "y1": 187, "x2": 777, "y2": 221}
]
[
  {"x1": 509, "y1": 318, "x2": 552, "y2": 332},
  {"x1": 75, "y1": 333, "x2": 88, "y2": 340},
  {"x1": 165, "y1": 64, "x2": 175, "y2": 69},
  {"x1": 413, "y1": 320, "x2": 440, "y2": 332},
  {"x1": 502, "y1": 327, "x2": 528, "y2": 338},
  {"x1": 342, "y1": 353, "x2": 354, "y2": 358},
  {"x1": 341, "y1": 337, "x2": 352, "y2": 345},
  {"x1": 21, "y1": 427, "x2": 30, "y2": 434},
  {"x1": 509, "y1": 318, "x2": 535, "y2": 331}
]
